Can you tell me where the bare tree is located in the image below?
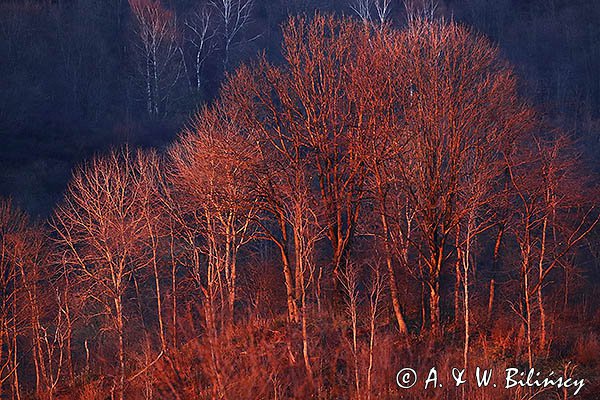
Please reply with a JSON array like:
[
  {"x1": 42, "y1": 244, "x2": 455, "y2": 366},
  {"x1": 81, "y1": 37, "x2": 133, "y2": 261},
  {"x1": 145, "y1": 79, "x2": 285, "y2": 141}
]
[
  {"x1": 455, "y1": 184, "x2": 496, "y2": 375},
  {"x1": 528, "y1": 135, "x2": 598, "y2": 352},
  {"x1": 169, "y1": 101, "x2": 259, "y2": 326},
  {"x1": 273, "y1": 16, "x2": 373, "y2": 285},
  {"x1": 403, "y1": 0, "x2": 439, "y2": 22},
  {"x1": 210, "y1": 0, "x2": 254, "y2": 69},
  {"x1": 0, "y1": 201, "x2": 58, "y2": 399},
  {"x1": 374, "y1": 0, "x2": 392, "y2": 26},
  {"x1": 52, "y1": 149, "x2": 155, "y2": 399},
  {"x1": 506, "y1": 132, "x2": 599, "y2": 367},
  {"x1": 13, "y1": 224, "x2": 49, "y2": 398},
  {"x1": 394, "y1": 18, "x2": 534, "y2": 332},
  {"x1": 136, "y1": 150, "x2": 169, "y2": 354},
  {"x1": 356, "y1": 25, "x2": 411, "y2": 334},
  {"x1": 350, "y1": 0, "x2": 372, "y2": 24},
  {"x1": 166, "y1": 100, "x2": 262, "y2": 398},
  {"x1": 184, "y1": 5, "x2": 217, "y2": 94},
  {"x1": 339, "y1": 261, "x2": 360, "y2": 398},
  {"x1": 366, "y1": 263, "x2": 383, "y2": 400},
  {"x1": 222, "y1": 51, "x2": 331, "y2": 384},
  {"x1": 350, "y1": 0, "x2": 392, "y2": 26},
  {"x1": 0, "y1": 199, "x2": 26, "y2": 399},
  {"x1": 130, "y1": 0, "x2": 182, "y2": 118}
]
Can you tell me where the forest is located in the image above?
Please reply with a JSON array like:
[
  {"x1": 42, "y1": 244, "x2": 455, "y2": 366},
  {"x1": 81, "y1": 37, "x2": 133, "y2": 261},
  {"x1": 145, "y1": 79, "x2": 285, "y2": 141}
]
[{"x1": 1, "y1": 0, "x2": 599, "y2": 399}]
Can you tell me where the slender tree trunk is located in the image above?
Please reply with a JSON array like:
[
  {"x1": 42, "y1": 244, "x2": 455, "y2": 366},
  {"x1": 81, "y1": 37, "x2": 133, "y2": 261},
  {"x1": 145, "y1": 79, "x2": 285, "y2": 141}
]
[
  {"x1": 385, "y1": 253, "x2": 408, "y2": 335},
  {"x1": 429, "y1": 280, "x2": 440, "y2": 333},
  {"x1": 537, "y1": 214, "x2": 548, "y2": 352},
  {"x1": 525, "y1": 271, "x2": 532, "y2": 369},
  {"x1": 294, "y1": 206, "x2": 314, "y2": 387},
  {"x1": 205, "y1": 246, "x2": 225, "y2": 399},
  {"x1": 63, "y1": 274, "x2": 75, "y2": 385},
  {"x1": 419, "y1": 259, "x2": 427, "y2": 332},
  {"x1": 170, "y1": 226, "x2": 178, "y2": 349},
  {"x1": 315, "y1": 265, "x2": 323, "y2": 313},
  {"x1": 487, "y1": 277, "x2": 494, "y2": 321},
  {"x1": 114, "y1": 295, "x2": 125, "y2": 400},
  {"x1": 454, "y1": 229, "x2": 461, "y2": 326},
  {"x1": 367, "y1": 321, "x2": 375, "y2": 400},
  {"x1": 521, "y1": 240, "x2": 533, "y2": 370},
  {"x1": 32, "y1": 306, "x2": 45, "y2": 398},
  {"x1": 224, "y1": 39, "x2": 230, "y2": 71},
  {"x1": 342, "y1": 264, "x2": 360, "y2": 399},
  {"x1": 487, "y1": 226, "x2": 503, "y2": 322},
  {"x1": 19, "y1": 266, "x2": 44, "y2": 397},
  {"x1": 367, "y1": 269, "x2": 381, "y2": 400},
  {"x1": 146, "y1": 45, "x2": 152, "y2": 116},
  {"x1": 429, "y1": 246, "x2": 444, "y2": 333},
  {"x1": 196, "y1": 50, "x2": 202, "y2": 92},
  {"x1": 225, "y1": 218, "x2": 236, "y2": 325},
  {"x1": 462, "y1": 213, "x2": 474, "y2": 374},
  {"x1": 563, "y1": 266, "x2": 569, "y2": 309},
  {"x1": 132, "y1": 275, "x2": 152, "y2": 399},
  {"x1": 152, "y1": 45, "x2": 159, "y2": 116},
  {"x1": 280, "y1": 244, "x2": 297, "y2": 324},
  {"x1": 205, "y1": 294, "x2": 224, "y2": 399},
  {"x1": 380, "y1": 212, "x2": 408, "y2": 334},
  {"x1": 12, "y1": 300, "x2": 21, "y2": 400},
  {"x1": 300, "y1": 290, "x2": 313, "y2": 388},
  {"x1": 150, "y1": 227, "x2": 167, "y2": 352},
  {"x1": 275, "y1": 211, "x2": 298, "y2": 324},
  {"x1": 350, "y1": 291, "x2": 359, "y2": 399}
]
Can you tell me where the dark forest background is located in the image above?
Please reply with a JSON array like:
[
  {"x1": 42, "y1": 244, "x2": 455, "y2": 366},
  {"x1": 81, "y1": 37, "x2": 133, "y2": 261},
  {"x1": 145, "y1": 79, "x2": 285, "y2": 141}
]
[{"x1": 1, "y1": 0, "x2": 599, "y2": 216}]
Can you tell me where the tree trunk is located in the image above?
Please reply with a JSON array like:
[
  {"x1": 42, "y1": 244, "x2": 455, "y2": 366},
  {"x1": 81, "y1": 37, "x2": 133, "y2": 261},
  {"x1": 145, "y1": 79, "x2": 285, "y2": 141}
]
[
  {"x1": 537, "y1": 214, "x2": 548, "y2": 353},
  {"x1": 454, "y1": 230, "x2": 461, "y2": 326},
  {"x1": 277, "y1": 212, "x2": 298, "y2": 324},
  {"x1": 385, "y1": 254, "x2": 408, "y2": 335},
  {"x1": 203, "y1": 260, "x2": 225, "y2": 399},
  {"x1": 19, "y1": 264, "x2": 45, "y2": 397},
  {"x1": 521, "y1": 250, "x2": 533, "y2": 370},
  {"x1": 115, "y1": 296, "x2": 125, "y2": 400},
  {"x1": 12, "y1": 300, "x2": 21, "y2": 400},
  {"x1": 150, "y1": 227, "x2": 167, "y2": 352},
  {"x1": 300, "y1": 291, "x2": 313, "y2": 388},
  {"x1": 429, "y1": 246, "x2": 444, "y2": 333},
  {"x1": 380, "y1": 212, "x2": 408, "y2": 334},
  {"x1": 487, "y1": 226, "x2": 503, "y2": 323},
  {"x1": 60, "y1": 260, "x2": 75, "y2": 385},
  {"x1": 462, "y1": 213, "x2": 474, "y2": 373},
  {"x1": 487, "y1": 278, "x2": 495, "y2": 324},
  {"x1": 419, "y1": 259, "x2": 427, "y2": 332},
  {"x1": 152, "y1": 45, "x2": 159, "y2": 116},
  {"x1": 429, "y1": 281, "x2": 440, "y2": 332},
  {"x1": 170, "y1": 226, "x2": 178, "y2": 349},
  {"x1": 225, "y1": 218, "x2": 236, "y2": 325},
  {"x1": 132, "y1": 275, "x2": 153, "y2": 399},
  {"x1": 146, "y1": 47, "x2": 152, "y2": 117}
]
